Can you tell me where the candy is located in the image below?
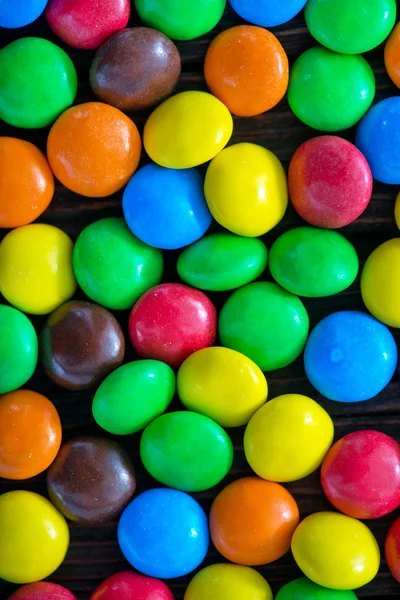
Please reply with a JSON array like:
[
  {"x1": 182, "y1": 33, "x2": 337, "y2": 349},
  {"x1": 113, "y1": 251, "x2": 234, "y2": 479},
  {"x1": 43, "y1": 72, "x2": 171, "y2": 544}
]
[
  {"x1": 47, "y1": 437, "x2": 136, "y2": 523},
  {"x1": 46, "y1": 0, "x2": 130, "y2": 49},
  {"x1": 244, "y1": 394, "x2": 334, "y2": 482},
  {"x1": 177, "y1": 233, "x2": 268, "y2": 292},
  {"x1": 47, "y1": 102, "x2": 141, "y2": 197},
  {"x1": 118, "y1": 488, "x2": 209, "y2": 578},
  {"x1": 0, "y1": 224, "x2": 76, "y2": 315},
  {"x1": 288, "y1": 47, "x2": 375, "y2": 131},
  {"x1": 89, "y1": 572, "x2": 174, "y2": 600},
  {"x1": 396, "y1": 192, "x2": 400, "y2": 228},
  {"x1": 177, "y1": 347, "x2": 268, "y2": 427},
  {"x1": 305, "y1": 0, "x2": 396, "y2": 54},
  {"x1": 228, "y1": 0, "x2": 307, "y2": 27},
  {"x1": 304, "y1": 311, "x2": 397, "y2": 402},
  {"x1": 291, "y1": 512, "x2": 380, "y2": 589},
  {"x1": 134, "y1": 0, "x2": 225, "y2": 40},
  {"x1": 90, "y1": 28, "x2": 181, "y2": 111},
  {"x1": 288, "y1": 136, "x2": 372, "y2": 228},
  {"x1": 129, "y1": 283, "x2": 217, "y2": 367},
  {"x1": 0, "y1": 490, "x2": 69, "y2": 584},
  {"x1": 269, "y1": 227, "x2": 359, "y2": 297},
  {"x1": 276, "y1": 577, "x2": 357, "y2": 600},
  {"x1": 210, "y1": 477, "x2": 299, "y2": 565},
  {"x1": 0, "y1": 390, "x2": 61, "y2": 480},
  {"x1": 0, "y1": 305, "x2": 38, "y2": 394},
  {"x1": 321, "y1": 430, "x2": 400, "y2": 519},
  {"x1": 0, "y1": 38, "x2": 77, "y2": 129},
  {"x1": 184, "y1": 564, "x2": 273, "y2": 600},
  {"x1": 143, "y1": 91, "x2": 233, "y2": 168},
  {"x1": 123, "y1": 164, "x2": 212, "y2": 250},
  {"x1": 385, "y1": 22, "x2": 400, "y2": 87},
  {"x1": 219, "y1": 282, "x2": 309, "y2": 371},
  {"x1": 140, "y1": 411, "x2": 233, "y2": 491},
  {"x1": 8, "y1": 582, "x2": 76, "y2": 600},
  {"x1": 93, "y1": 360, "x2": 175, "y2": 435},
  {"x1": 0, "y1": 0, "x2": 48, "y2": 28},
  {"x1": 204, "y1": 25, "x2": 288, "y2": 117},
  {"x1": 40, "y1": 300, "x2": 125, "y2": 390},
  {"x1": 385, "y1": 517, "x2": 400, "y2": 582}
]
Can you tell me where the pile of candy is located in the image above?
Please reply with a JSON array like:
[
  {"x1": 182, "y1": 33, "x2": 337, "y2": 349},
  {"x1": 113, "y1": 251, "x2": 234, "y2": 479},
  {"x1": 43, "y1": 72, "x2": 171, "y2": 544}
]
[{"x1": 1, "y1": 0, "x2": 400, "y2": 599}]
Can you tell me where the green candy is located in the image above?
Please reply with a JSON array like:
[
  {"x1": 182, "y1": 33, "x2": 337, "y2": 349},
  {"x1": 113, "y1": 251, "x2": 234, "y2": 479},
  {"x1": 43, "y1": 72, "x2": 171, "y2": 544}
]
[
  {"x1": 0, "y1": 304, "x2": 38, "y2": 394},
  {"x1": 305, "y1": 0, "x2": 396, "y2": 54},
  {"x1": 276, "y1": 577, "x2": 358, "y2": 600},
  {"x1": 269, "y1": 227, "x2": 359, "y2": 298},
  {"x1": 73, "y1": 218, "x2": 163, "y2": 310},
  {"x1": 177, "y1": 233, "x2": 267, "y2": 292},
  {"x1": 140, "y1": 411, "x2": 233, "y2": 491},
  {"x1": 288, "y1": 46, "x2": 375, "y2": 131},
  {"x1": 0, "y1": 37, "x2": 77, "y2": 129},
  {"x1": 219, "y1": 282, "x2": 309, "y2": 371},
  {"x1": 134, "y1": 0, "x2": 226, "y2": 40},
  {"x1": 93, "y1": 360, "x2": 175, "y2": 435}
]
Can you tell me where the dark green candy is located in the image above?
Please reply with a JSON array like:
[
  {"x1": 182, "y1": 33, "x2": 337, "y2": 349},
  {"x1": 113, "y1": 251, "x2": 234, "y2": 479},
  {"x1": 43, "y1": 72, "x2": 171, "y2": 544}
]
[{"x1": 276, "y1": 577, "x2": 358, "y2": 600}]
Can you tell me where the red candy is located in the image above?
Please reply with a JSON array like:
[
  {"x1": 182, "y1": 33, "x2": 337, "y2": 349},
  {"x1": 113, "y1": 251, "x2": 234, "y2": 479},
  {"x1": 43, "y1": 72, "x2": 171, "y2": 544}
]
[
  {"x1": 288, "y1": 136, "x2": 372, "y2": 228},
  {"x1": 46, "y1": 0, "x2": 130, "y2": 49},
  {"x1": 90, "y1": 571, "x2": 174, "y2": 600},
  {"x1": 386, "y1": 517, "x2": 400, "y2": 582},
  {"x1": 129, "y1": 283, "x2": 217, "y2": 368},
  {"x1": 321, "y1": 430, "x2": 400, "y2": 519},
  {"x1": 8, "y1": 582, "x2": 77, "y2": 600}
]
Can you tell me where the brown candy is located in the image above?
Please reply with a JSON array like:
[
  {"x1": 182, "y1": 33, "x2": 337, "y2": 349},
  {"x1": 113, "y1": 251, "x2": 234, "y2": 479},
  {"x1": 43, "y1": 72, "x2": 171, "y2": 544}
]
[{"x1": 89, "y1": 27, "x2": 181, "y2": 111}]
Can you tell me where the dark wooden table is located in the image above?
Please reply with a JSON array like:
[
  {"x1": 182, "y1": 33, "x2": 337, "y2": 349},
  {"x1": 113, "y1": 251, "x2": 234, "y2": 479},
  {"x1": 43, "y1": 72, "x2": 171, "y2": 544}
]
[{"x1": 1, "y1": 3, "x2": 400, "y2": 599}]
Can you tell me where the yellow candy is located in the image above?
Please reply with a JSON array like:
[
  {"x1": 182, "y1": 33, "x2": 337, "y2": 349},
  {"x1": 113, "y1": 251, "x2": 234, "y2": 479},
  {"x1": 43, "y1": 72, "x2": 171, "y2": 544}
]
[
  {"x1": 0, "y1": 490, "x2": 69, "y2": 584},
  {"x1": 184, "y1": 564, "x2": 273, "y2": 600},
  {"x1": 144, "y1": 91, "x2": 233, "y2": 168},
  {"x1": 361, "y1": 238, "x2": 400, "y2": 327},
  {"x1": 244, "y1": 394, "x2": 334, "y2": 482},
  {"x1": 177, "y1": 346, "x2": 268, "y2": 427},
  {"x1": 292, "y1": 511, "x2": 380, "y2": 590},
  {"x1": 204, "y1": 143, "x2": 288, "y2": 237},
  {"x1": 0, "y1": 223, "x2": 76, "y2": 315},
  {"x1": 395, "y1": 192, "x2": 400, "y2": 228}
]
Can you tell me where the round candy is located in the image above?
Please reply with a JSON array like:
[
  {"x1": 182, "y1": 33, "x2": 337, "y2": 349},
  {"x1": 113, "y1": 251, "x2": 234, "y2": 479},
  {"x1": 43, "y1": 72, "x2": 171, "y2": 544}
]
[
  {"x1": 134, "y1": 0, "x2": 225, "y2": 40},
  {"x1": 177, "y1": 347, "x2": 268, "y2": 427},
  {"x1": 244, "y1": 394, "x2": 334, "y2": 482},
  {"x1": 0, "y1": 490, "x2": 69, "y2": 584},
  {"x1": 0, "y1": 0, "x2": 48, "y2": 28},
  {"x1": 305, "y1": 0, "x2": 396, "y2": 54},
  {"x1": 288, "y1": 136, "x2": 372, "y2": 228},
  {"x1": 204, "y1": 143, "x2": 288, "y2": 237},
  {"x1": 89, "y1": 572, "x2": 174, "y2": 600},
  {"x1": 0, "y1": 224, "x2": 76, "y2": 315},
  {"x1": 304, "y1": 311, "x2": 397, "y2": 402},
  {"x1": 276, "y1": 577, "x2": 358, "y2": 600},
  {"x1": 140, "y1": 411, "x2": 233, "y2": 491},
  {"x1": 291, "y1": 512, "x2": 380, "y2": 589},
  {"x1": 0, "y1": 390, "x2": 61, "y2": 480},
  {"x1": 123, "y1": 164, "x2": 212, "y2": 250},
  {"x1": 356, "y1": 97, "x2": 400, "y2": 184},
  {"x1": 210, "y1": 477, "x2": 299, "y2": 565},
  {"x1": 184, "y1": 564, "x2": 273, "y2": 600},
  {"x1": 144, "y1": 91, "x2": 233, "y2": 168},
  {"x1": 47, "y1": 437, "x2": 136, "y2": 523},
  {"x1": 385, "y1": 22, "x2": 400, "y2": 88},
  {"x1": 395, "y1": 192, "x2": 400, "y2": 229},
  {"x1": 219, "y1": 282, "x2": 309, "y2": 371},
  {"x1": 90, "y1": 27, "x2": 181, "y2": 111},
  {"x1": 46, "y1": 0, "x2": 130, "y2": 49},
  {"x1": 0, "y1": 37, "x2": 77, "y2": 129},
  {"x1": 0, "y1": 305, "x2": 38, "y2": 394},
  {"x1": 228, "y1": 0, "x2": 307, "y2": 27},
  {"x1": 321, "y1": 430, "x2": 400, "y2": 519},
  {"x1": 8, "y1": 583, "x2": 77, "y2": 600},
  {"x1": 73, "y1": 218, "x2": 163, "y2": 310},
  {"x1": 93, "y1": 360, "x2": 175, "y2": 435},
  {"x1": 118, "y1": 488, "x2": 209, "y2": 578},
  {"x1": 288, "y1": 47, "x2": 375, "y2": 131},
  {"x1": 129, "y1": 283, "x2": 217, "y2": 367},
  {"x1": 385, "y1": 517, "x2": 400, "y2": 583},
  {"x1": 204, "y1": 25, "x2": 288, "y2": 117},
  {"x1": 47, "y1": 102, "x2": 141, "y2": 197}
]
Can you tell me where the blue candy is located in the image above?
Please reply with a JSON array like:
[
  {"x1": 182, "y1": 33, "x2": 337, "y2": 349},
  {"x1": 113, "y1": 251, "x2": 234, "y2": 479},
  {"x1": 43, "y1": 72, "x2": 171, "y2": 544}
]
[
  {"x1": 304, "y1": 310, "x2": 397, "y2": 403},
  {"x1": 118, "y1": 488, "x2": 209, "y2": 578},
  {"x1": 355, "y1": 96, "x2": 400, "y2": 184},
  {"x1": 229, "y1": 0, "x2": 307, "y2": 27},
  {"x1": 0, "y1": 0, "x2": 48, "y2": 28},
  {"x1": 123, "y1": 163, "x2": 212, "y2": 250}
]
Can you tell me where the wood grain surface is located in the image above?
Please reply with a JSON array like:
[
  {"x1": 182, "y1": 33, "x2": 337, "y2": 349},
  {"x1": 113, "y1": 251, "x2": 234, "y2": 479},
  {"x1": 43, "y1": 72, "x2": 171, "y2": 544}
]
[{"x1": 1, "y1": 3, "x2": 400, "y2": 599}]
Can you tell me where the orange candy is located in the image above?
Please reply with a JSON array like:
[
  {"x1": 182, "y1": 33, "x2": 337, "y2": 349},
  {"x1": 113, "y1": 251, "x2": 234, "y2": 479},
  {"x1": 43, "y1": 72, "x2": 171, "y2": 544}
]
[
  {"x1": 0, "y1": 390, "x2": 62, "y2": 480},
  {"x1": 47, "y1": 102, "x2": 141, "y2": 198},
  {"x1": 385, "y1": 22, "x2": 400, "y2": 88},
  {"x1": 204, "y1": 25, "x2": 289, "y2": 117},
  {"x1": 209, "y1": 476, "x2": 299, "y2": 565},
  {"x1": 0, "y1": 137, "x2": 54, "y2": 228}
]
